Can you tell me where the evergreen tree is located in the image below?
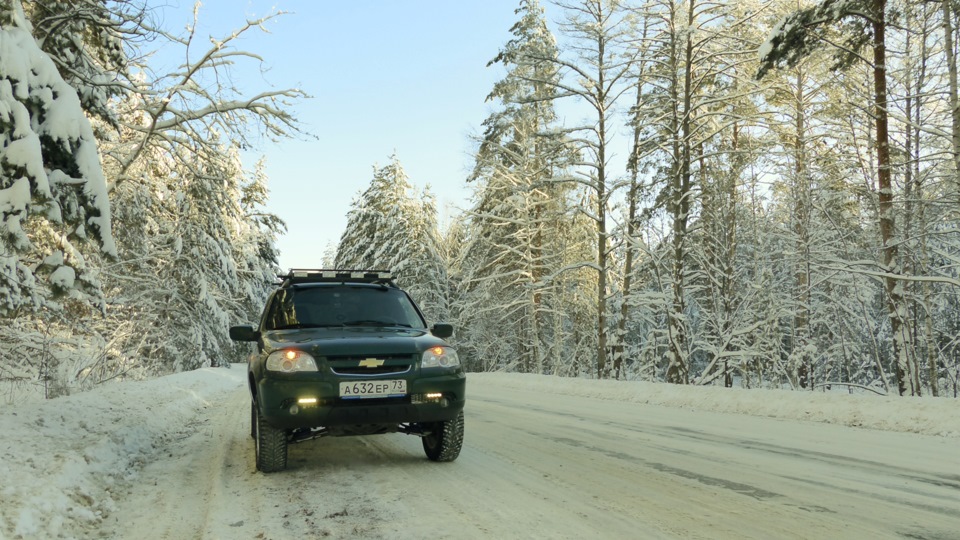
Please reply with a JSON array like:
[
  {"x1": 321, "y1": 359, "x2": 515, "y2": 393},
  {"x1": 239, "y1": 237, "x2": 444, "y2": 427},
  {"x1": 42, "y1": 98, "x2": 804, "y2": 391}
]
[
  {"x1": 0, "y1": 0, "x2": 116, "y2": 317},
  {"x1": 22, "y1": 0, "x2": 138, "y2": 128},
  {"x1": 335, "y1": 156, "x2": 448, "y2": 320},
  {"x1": 759, "y1": 0, "x2": 917, "y2": 394},
  {"x1": 625, "y1": 0, "x2": 767, "y2": 383},
  {"x1": 2, "y1": 3, "x2": 300, "y2": 392},
  {"x1": 101, "y1": 138, "x2": 279, "y2": 373},
  {"x1": 87, "y1": 8, "x2": 303, "y2": 375},
  {"x1": 335, "y1": 156, "x2": 415, "y2": 270},
  {"x1": 546, "y1": 0, "x2": 640, "y2": 377},
  {"x1": 457, "y1": 0, "x2": 579, "y2": 373}
]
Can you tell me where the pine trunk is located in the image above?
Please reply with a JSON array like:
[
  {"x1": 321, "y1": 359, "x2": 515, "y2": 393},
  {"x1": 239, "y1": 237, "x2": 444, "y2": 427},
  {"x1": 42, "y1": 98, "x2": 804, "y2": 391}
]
[
  {"x1": 666, "y1": 0, "x2": 695, "y2": 385},
  {"x1": 872, "y1": 2, "x2": 917, "y2": 396},
  {"x1": 614, "y1": 78, "x2": 648, "y2": 380},
  {"x1": 794, "y1": 66, "x2": 812, "y2": 389},
  {"x1": 594, "y1": 1, "x2": 610, "y2": 379}
]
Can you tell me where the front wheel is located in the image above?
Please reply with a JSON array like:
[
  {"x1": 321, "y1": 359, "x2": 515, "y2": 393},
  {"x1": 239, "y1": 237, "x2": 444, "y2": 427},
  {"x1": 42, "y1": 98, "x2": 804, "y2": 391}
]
[
  {"x1": 254, "y1": 400, "x2": 288, "y2": 472},
  {"x1": 421, "y1": 411, "x2": 464, "y2": 462},
  {"x1": 250, "y1": 400, "x2": 256, "y2": 439}
]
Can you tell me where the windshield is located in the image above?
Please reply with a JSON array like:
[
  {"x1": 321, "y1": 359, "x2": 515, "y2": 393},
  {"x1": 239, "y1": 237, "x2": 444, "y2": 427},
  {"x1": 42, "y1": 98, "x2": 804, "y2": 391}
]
[{"x1": 263, "y1": 285, "x2": 426, "y2": 331}]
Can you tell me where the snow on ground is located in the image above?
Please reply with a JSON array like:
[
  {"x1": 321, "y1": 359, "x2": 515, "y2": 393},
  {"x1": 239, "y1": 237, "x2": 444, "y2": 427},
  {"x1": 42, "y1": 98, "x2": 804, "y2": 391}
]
[
  {"x1": 484, "y1": 373, "x2": 960, "y2": 438},
  {"x1": 0, "y1": 366, "x2": 957, "y2": 539},
  {"x1": 0, "y1": 366, "x2": 242, "y2": 539}
]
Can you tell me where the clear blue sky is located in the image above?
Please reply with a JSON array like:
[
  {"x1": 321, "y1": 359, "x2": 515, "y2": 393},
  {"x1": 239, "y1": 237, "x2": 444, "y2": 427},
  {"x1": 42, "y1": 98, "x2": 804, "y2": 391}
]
[{"x1": 157, "y1": 0, "x2": 534, "y2": 270}]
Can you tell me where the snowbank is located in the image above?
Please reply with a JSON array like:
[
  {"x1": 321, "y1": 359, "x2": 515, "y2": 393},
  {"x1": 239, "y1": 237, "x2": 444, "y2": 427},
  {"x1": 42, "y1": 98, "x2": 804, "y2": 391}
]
[
  {"x1": 472, "y1": 372, "x2": 960, "y2": 438},
  {"x1": 0, "y1": 366, "x2": 244, "y2": 539}
]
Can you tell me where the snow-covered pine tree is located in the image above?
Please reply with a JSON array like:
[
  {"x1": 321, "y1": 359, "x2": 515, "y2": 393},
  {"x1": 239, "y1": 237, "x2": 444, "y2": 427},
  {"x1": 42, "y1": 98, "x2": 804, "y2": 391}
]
[
  {"x1": 21, "y1": 0, "x2": 137, "y2": 129},
  {"x1": 0, "y1": 0, "x2": 120, "y2": 397},
  {"x1": 624, "y1": 0, "x2": 764, "y2": 383},
  {"x1": 753, "y1": 9, "x2": 879, "y2": 392},
  {"x1": 0, "y1": 0, "x2": 116, "y2": 316},
  {"x1": 542, "y1": 0, "x2": 640, "y2": 378},
  {"x1": 456, "y1": 0, "x2": 580, "y2": 374},
  {"x1": 235, "y1": 157, "x2": 285, "y2": 317},
  {"x1": 394, "y1": 188, "x2": 449, "y2": 322},
  {"x1": 335, "y1": 156, "x2": 414, "y2": 270},
  {"x1": 100, "y1": 138, "x2": 279, "y2": 374},
  {"x1": 91, "y1": 9, "x2": 302, "y2": 376},
  {"x1": 678, "y1": 0, "x2": 774, "y2": 388},
  {"x1": 758, "y1": 0, "x2": 918, "y2": 395},
  {"x1": 335, "y1": 155, "x2": 449, "y2": 320}
]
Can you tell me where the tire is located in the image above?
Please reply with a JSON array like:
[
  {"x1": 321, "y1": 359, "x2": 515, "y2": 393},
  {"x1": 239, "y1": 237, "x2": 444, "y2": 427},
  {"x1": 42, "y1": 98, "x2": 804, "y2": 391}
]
[
  {"x1": 254, "y1": 400, "x2": 288, "y2": 472},
  {"x1": 422, "y1": 411, "x2": 464, "y2": 462},
  {"x1": 250, "y1": 400, "x2": 256, "y2": 439}
]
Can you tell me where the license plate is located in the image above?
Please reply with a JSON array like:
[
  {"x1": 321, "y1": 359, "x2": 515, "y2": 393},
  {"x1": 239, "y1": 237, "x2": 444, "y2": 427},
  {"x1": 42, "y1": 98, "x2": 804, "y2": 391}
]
[{"x1": 339, "y1": 379, "x2": 407, "y2": 399}]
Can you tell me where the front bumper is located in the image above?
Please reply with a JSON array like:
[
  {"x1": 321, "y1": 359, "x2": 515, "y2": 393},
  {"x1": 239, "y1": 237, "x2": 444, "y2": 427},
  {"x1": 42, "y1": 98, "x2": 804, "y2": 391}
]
[{"x1": 254, "y1": 371, "x2": 466, "y2": 430}]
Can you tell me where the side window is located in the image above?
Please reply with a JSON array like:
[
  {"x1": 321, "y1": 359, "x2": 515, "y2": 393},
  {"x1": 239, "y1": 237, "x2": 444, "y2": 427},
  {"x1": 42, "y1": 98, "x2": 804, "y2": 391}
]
[
  {"x1": 264, "y1": 289, "x2": 296, "y2": 330},
  {"x1": 259, "y1": 292, "x2": 278, "y2": 330},
  {"x1": 396, "y1": 293, "x2": 426, "y2": 328}
]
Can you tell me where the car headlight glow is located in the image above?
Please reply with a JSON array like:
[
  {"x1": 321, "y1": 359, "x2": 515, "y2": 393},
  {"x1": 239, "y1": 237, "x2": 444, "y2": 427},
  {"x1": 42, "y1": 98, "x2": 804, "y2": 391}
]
[
  {"x1": 421, "y1": 345, "x2": 460, "y2": 368},
  {"x1": 266, "y1": 349, "x2": 318, "y2": 372}
]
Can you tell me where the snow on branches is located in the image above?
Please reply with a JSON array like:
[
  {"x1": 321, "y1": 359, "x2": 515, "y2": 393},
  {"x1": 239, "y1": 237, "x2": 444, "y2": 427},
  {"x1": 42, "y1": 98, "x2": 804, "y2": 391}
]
[{"x1": 0, "y1": 0, "x2": 115, "y2": 316}]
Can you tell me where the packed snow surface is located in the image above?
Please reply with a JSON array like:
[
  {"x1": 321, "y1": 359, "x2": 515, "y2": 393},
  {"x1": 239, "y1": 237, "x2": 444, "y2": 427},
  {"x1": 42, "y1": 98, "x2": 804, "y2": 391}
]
[{"x1": 1, "y1": 366, "x2": 958, "y2": 539}]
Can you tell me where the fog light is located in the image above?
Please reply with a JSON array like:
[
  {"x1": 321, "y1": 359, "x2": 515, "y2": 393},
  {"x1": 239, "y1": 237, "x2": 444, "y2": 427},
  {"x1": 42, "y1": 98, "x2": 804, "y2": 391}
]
[
  {"x1": 412, "y1": 393, "x2": 447, "y2": 404},
  {"x1": 289, "y1": 404, "x2": 299, "y2": 415}
]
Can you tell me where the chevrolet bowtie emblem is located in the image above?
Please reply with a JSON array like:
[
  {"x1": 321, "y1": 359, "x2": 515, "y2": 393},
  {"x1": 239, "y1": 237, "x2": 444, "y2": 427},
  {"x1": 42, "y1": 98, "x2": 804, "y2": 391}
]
[{"x1": 359, "y1": 358, "x2": 385, "y2": 368}]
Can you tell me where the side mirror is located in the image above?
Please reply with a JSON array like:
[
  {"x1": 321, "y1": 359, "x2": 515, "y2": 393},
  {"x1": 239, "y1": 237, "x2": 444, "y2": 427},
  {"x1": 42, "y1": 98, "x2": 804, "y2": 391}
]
[
  {"x1": 229, "y1": 325, "x2": 260, "y2": 342},
  {"x1": 430, "y1": 323, "x2": 453, "y2": 339}
]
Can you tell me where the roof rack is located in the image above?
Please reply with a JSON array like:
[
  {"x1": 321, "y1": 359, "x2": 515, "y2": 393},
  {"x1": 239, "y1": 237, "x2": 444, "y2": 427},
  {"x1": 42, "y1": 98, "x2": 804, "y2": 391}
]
[{"x1": 279, "y1": 269, "x2": 396, "y2": 287}]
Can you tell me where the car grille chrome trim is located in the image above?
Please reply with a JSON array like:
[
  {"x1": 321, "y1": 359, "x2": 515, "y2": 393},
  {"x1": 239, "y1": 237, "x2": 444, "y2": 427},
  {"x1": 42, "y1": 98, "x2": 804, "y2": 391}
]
[{"x1": 330, "y1": 365, "x2": 412, "y2": 377}]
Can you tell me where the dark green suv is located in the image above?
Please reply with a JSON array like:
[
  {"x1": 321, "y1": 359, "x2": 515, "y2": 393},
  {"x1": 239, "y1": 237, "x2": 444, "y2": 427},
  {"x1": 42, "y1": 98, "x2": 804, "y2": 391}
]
[{"x1": 229, "y1": 269, "x2": 465, "y2": 472}]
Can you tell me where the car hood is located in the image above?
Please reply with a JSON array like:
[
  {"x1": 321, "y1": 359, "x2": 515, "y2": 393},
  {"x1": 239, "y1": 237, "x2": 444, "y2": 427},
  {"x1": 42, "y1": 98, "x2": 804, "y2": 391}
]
[{"x1": 261, "y1": 326, "x2": 446, "y2": 356}]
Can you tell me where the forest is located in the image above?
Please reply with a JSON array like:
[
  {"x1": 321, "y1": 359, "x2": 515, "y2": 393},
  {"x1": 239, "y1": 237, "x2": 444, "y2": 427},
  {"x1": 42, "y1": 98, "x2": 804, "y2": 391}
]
[{"x1": 2, "y1": 0, "x2": 960, "y2": 401}]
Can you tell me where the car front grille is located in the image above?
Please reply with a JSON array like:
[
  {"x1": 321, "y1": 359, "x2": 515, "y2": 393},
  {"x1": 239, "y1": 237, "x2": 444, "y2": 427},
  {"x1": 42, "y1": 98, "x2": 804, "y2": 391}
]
[
  {"x1": 331, "y1": 365, "x2": 412, "y2": 376},
  {"x1": 327, "y1": 354, "x2": 415, "y2": 377}
]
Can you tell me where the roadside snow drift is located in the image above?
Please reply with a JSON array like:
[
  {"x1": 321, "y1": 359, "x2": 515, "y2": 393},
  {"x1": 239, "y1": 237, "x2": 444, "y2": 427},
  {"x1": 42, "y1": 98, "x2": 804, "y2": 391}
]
[{"x1": 0, "y1": 366, "x2": 243, "y2": 539}]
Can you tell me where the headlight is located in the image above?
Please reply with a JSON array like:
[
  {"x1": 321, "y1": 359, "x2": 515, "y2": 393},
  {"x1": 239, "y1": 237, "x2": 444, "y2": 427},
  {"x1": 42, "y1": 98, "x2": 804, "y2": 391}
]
[
  {"x1": 421, "y1": 346, "x2": 460, "y2": 368},
  {"x1": 266, "y1": 349, "x2": 318, "y2": 372}
]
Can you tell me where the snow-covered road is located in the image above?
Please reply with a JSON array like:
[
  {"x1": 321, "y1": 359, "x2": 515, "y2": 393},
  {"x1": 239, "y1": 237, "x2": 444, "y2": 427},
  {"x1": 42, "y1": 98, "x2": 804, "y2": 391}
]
[
  {"x1": 3, "y1": 367, "x2": 959, "y2": 539},
  {"x1": 104, "y1": 373, "x2": 959, "y2": 539}
]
